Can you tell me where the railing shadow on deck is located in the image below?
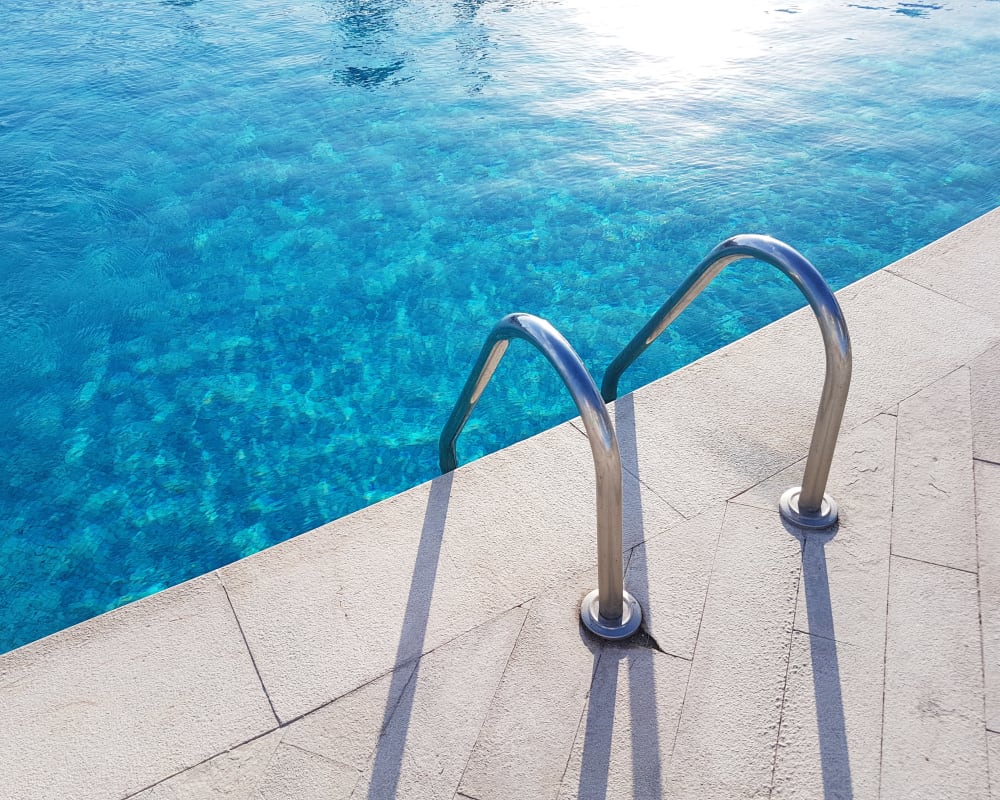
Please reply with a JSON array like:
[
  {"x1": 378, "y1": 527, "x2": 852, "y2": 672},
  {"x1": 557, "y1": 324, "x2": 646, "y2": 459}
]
[
  {"x1": 596, "y1": 394, "x2": 854, "y2": 799},
  {"x1": 785, "y1": 519, "x2": 855, "y2": 800},
  {"x1": 365, "y1": 471, "x2": 453, "y2": 800},
  {"x1": 574, "y1": 393, "x2": 666, "y2": 799}
]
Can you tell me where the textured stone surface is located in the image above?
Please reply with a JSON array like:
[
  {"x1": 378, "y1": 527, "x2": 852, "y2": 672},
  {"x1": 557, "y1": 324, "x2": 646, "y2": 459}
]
[
  {"x1": 738, "y1": 415, "x2": 897, "y2": 800},
  {"x1": 989, "y1": 733, "x2": 1000, "y2": 799},
  {"x1": 977, "y1": 460, "x2": 1000, "y2": 733},
  {"x1": 130, "y1": 732, "x2": 284, "y2": 799},
  {"x1": 623, "y1": 505, "x2": 724, "y2": 659},
  {"x1": 892, "y1": 367, "x2": 976, "y2": 571},
  {"x1": 771, "y1": 633, "x2": 882, "y2": 800},
  {"x1": 0, "y1": 574, "x2": 276, "y2": 800},
  {"x1": 221, "y1": 423, "x2": 681, "y2": 723},
  {"x1": 557, "y1": 643, "x2": 690, "y2": 800},
  {"x1": 881, "y1": 556, "x2": 989, "y2": 799},
  {"x1": 347, "y1": 609, "x2": 526, "y2": 800},
  {"x1": 664, "y1": 503, "x2": 802, "y2": 799},
  {"x1": 971, "y1": 342, "x2": 1000, "y2": 464},
  {"x1": 279, "y1": 663, "x2": 417, "y2": 773},
  {"x1": 252, "y1": 743, "x2": 359, "y2": 800},
  {"x1": 458, "y1": 572, "x2": 607, "y2": 800},
  {"x1": 732, "y1": 413, "x2": 896, "y2": 648},
  {"x1": 887, "y1": 206, "x2": 1000, "y2": 323}
]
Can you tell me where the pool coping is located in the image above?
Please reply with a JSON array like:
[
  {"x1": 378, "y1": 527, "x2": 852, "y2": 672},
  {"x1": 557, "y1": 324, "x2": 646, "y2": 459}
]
[{"x1": 2, "y1": 208, "x2": 999, "y2": 799}]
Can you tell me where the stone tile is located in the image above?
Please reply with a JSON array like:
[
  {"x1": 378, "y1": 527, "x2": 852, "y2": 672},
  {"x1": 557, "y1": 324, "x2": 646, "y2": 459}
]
[
  {"x1": 130, "y1": 732, "x2": 283, "y2": 799},
  {"x1": 887, "y1": 206, "x2": 1000, "y2": 323},
  {"x1": 664, "y1": 503, "x2": 802, "y2": 799},
  {"x1": 611, "y1": 269, "x2": 998, "y2": 520},
  {"x1": 253, "y1": 743, "x2": 359, "y2": 800},
  {"x1": 458, "y1": 571, "x2": 608, "y2": 800},
  {"x1": 892, "y1": 368, "x2": 976, "y2": 571},
  {"x1": 990, "y1": 732, "x2": 1000, "y2": 799},
  {"x1": 971, "y1": 342, "x2": 1000, "y2": 464},
  {"x1": 557, "y1": 643, "x2": 689, "y2": 800},
  {"x1": 833, "y1": 272, "x2": 998, "y2": 432},
  {"x1": 222, "y1": 423, "x2": 681, "y2": 723},
  {"x1": 0, "y1": 574, "x2": 277, "y2": 800},
  {"x1": 623, "y1": 505, "x2": 725, "y2": 659},
  {"x1": 771, "y1": 633, "x2": 882, "y2": 800},
  {"x1": 347, "y1": 609, "x2": 525, "y2": 800},
  {"x1": 977, "y1": 460, "x2": 1000, "y2": 732},
  {"x1": 282, "y1": 663, "x2": 417, "y2": 772},
  {"x1": 732, "y1": 413, "x2": 896, "y2": 649},
  {"x1": 881, "y1": 556, "x2": 989, "y2": 799}
]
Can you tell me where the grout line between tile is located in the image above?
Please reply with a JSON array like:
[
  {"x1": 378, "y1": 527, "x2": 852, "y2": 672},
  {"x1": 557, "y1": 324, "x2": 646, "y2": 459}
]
[
  {"x1": 665, "y1": 502, "x2": 729, "y2": 771},
  {"x1": 888, "y1": 551, "x2": 978, "y2": 576},
  {"x1": 218, "y1": 573, "x2": 280, "y2": 725},
  {"x1": 454, "y1": 603, "x2": 532, "y2": 796},
  {"x1": 885, "y1": 269, "x2": 1000, "y2": 323},
  {"x1": 791, "y1": 626, "x2": 856, "y2": 650},
  {"x1": 570, "y1": 418, "x2": 689, "y2": 523},
  {"x1": 278, "y1": 603, "x2": 532, "y2": 731},
  {"x1": 556, "y1": 646, "x2": 605, "y2": 797},
  {"x1": 282, "y1": 740, "x2": 362, "y2": 774},
  {"x1": 120, "y1": 727, "x2": 282, "y2": 799},
  {"x1": 768, "y1": 545, "x2": 804, "y2": 798},
  {"x1": 878, "y1": 410, "x2": 902, "y2": 800},
  {"x1": 973, "y1": 455, "x2": 994, "y2": 799}
]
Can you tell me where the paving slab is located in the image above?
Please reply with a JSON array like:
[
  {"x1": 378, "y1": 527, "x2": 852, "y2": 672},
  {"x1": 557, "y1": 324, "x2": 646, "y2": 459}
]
[
  {"x1": 971, "y1": 342, "x2": 1000, "y2": 464},
  {"x1": 732, "y1": 413, "x2": 896, "y2": 648},
  {"x1": 129, "y1": 732, "x2": 284, "y2": 799},
  {"x1": 252, "y1": 743, "x2": 361, "y2": 800},
  {"x1": 892, "y1": 367, "x2": 976, "y2": 571},
  {"x1": 557, "y1": 642, "x2": 690, "y2": 800},
  {"x1": 976, "y1": 459, "x2": 1000, "y2": 732},
  {"x1": 771, "y1": 633, "x2": 882, "y2": 800},
  {"x1": 990, "y1": 732, "x2": 1000, "y2": 799},
  {"x1": 0, "y1": 573, "x2": 277, "y2": 800},
  {"x1": 458, "y1": 570, "x2": 614, "y2": 800},
  {"x1": 221, "y1": 423, "x2": 682, "y2": 723},
  {"x1": 881, "y1": 555, "x2": 989, "y2": 799},
  {"x1": 664, "y1": 503, "x2": 802, "y2": 799},
  {"x1": 347, "y1": 608, "x2": 526, "y2": 800},
  {"x1": 621, "y1": 504, "x2": 724, "y2": 660},
  {"x1": 278, "y1": 663, "x2": 416, "y2": 774},
  {"x1": 887, "y1": 206, "x2": 1000, "y2": 323}
]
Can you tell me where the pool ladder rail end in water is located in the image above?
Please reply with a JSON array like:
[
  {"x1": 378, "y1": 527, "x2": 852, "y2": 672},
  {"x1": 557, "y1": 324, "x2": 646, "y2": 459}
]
[
  {"x1": 438, "y1": 312, "x2": 642, "y2": 641},
  {"x1": 602, "y1": 233, "x2": 852, "y2": 530}
]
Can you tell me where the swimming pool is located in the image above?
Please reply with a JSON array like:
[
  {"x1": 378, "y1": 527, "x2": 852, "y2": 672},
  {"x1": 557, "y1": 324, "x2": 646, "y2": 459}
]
[{"x1": 2, "y1": 0, "x2": 998, "y2": 652}]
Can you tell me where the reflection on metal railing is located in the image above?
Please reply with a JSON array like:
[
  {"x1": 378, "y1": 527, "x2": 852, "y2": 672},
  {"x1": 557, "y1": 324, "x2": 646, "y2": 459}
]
[
  {"x1": 440, "y1": 312, "x2": 641, "y2": 640},
  {"x1": 602, "y1": 234, "x2": 852, "y2": 529}
]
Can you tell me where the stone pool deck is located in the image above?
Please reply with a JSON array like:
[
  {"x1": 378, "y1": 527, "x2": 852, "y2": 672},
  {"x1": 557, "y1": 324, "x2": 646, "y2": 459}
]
[{"x1": 3, "y1": 209, "x2": 1000, "y2": 799}]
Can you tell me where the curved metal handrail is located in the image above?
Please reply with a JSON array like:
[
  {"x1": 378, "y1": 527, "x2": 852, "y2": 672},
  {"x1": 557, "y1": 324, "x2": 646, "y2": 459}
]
[
  {"x1": 439, "y1": 312, "x2": 641, "y2": 640},
  {"x1": 601, "y1": 234, "x2": 852, "y2": 529}
]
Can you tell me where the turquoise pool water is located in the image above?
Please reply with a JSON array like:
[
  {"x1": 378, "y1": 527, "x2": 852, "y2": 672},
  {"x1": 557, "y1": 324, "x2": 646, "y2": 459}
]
[{"x1": 2, "y1": 0, "x2": 998, "y2": 652}]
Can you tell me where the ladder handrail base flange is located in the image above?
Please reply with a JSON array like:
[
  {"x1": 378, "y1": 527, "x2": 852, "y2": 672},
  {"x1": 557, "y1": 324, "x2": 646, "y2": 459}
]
[
  {"x1": 779, "y1": 486, "x2": 839, "y2": 530},
  {"x1": 580, "y1": 588, "x2": 643, "y2": 641}
]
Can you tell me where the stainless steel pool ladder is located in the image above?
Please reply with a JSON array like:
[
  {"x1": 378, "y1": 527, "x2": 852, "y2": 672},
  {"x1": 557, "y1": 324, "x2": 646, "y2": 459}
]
[
  {"x1": 439, "y1": 313, "x2": 642, "y2": 640},
  {"x1": 602, "y1": 234, "x2": 852, "y2": 529}
]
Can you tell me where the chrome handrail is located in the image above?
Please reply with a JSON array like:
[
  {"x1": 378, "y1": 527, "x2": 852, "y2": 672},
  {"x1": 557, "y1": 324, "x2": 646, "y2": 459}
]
[
  {"x1": 601, "y1": 234, "x2": 852, "y2": 529},
  {"x1": 440, "y1": 313, "x2": 641, "y2": 640}
]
